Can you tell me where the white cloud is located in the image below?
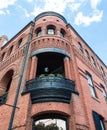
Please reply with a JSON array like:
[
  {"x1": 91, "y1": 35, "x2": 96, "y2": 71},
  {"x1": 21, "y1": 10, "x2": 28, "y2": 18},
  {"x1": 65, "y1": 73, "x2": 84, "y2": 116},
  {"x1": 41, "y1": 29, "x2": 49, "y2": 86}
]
[
  {"x1": 75, "y1": 10, "x2": 103, "y2": 26},
  {"x1": 0, "y1": 9, "x2": 10, "y2": 15},
  {"x1": 18, "y1": 5, "x2": 30, "y2": 17},
  {"x1": 31, "y1": 0, "x2": 68, "y2": 16},
  {"x1": 0, "y1": 10, "x2": 5, "y2": 15},
  {"x1": 90, "y1": 0, "x2": 102, "y2": 9},
  {"x1": 0, "y1": 0, "x2": 16, "y2": 15},
  {"x1": 0, "y1": 0, "x2": 17, "y2": 9},
  {"x1": 27, "y1": 0, "x2": 33, "y2": 2},
  {"x1": 70, "y1": 3, "x2": 81, "y2": 12}
]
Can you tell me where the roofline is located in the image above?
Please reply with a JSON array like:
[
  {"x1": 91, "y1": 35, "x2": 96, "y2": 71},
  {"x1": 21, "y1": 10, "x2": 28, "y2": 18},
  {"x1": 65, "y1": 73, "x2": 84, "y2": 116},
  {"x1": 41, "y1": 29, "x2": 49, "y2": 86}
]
[
  {"x1": 1, "y1": 21, "x2": 33, "y2": 49},
  {"x1": 34, "y1": 11, "x2": 67, "y2": 24},
  {"x1": 67, "y1": 24, "x2": 107, "y2": 68}
]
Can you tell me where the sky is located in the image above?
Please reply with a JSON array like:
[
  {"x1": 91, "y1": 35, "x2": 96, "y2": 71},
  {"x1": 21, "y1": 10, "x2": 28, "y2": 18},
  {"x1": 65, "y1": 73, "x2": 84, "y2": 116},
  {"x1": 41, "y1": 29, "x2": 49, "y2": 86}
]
[{"x1": 0, "y1": 0, "x2": 107, "y2": 65}]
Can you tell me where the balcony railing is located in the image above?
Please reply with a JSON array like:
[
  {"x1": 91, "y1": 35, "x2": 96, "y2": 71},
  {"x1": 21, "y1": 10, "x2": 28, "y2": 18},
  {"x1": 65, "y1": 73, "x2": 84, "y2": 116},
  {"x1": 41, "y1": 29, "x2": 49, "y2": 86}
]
[{"x1": 22, "y1": 76, "x2": 79, "y2": 104}]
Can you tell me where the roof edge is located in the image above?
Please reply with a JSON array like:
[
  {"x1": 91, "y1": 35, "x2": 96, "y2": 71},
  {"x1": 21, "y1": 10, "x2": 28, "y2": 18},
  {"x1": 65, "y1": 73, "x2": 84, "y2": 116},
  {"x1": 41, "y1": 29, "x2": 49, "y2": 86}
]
[{"x1": 34, "y1": 11, "x2": 67, "y2": 24}]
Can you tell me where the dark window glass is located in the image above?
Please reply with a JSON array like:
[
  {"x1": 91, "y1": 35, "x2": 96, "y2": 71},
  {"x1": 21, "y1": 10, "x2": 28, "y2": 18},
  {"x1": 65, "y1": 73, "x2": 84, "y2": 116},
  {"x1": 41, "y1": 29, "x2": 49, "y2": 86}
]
[
  {"x1": 91, "y1": 56, "x2": 96, "y2": 66},
  {"x1": 85, "y1": 50, "x2": 90, "y2": 60},
  {"x1": 60, "y1": 29, "x2": 65, "y2": 37},
  {"x1": 78, "y1": 42, "x2": 83, "y2": 53},
  {"x1": 92, "y1": 111, "x2": 105, "y2": 130},
  {"x1": 100, "y1": 67, "x2": 105, "y2": 76},
  {"x1": 36, "y1": 28, "x2": 42, "y2": 37},
  {"x1": 100, "y1": 84, "x2": 107, "y2": 102},
  {"x1": 18, "y1": 38, "x2": 22, "y2": 48},
  {"x1": 86, "y1": 73, "x2": 97, "y2": 98},
  {"x1": 1, "y1": 52, "x2": 5, "y2": 61},
  {"x1": 9, "y1": 46, "x2": 13, "y2": 55},
  {"x1": 47, "y1": 25, "x2": 55, "y2": 35}
]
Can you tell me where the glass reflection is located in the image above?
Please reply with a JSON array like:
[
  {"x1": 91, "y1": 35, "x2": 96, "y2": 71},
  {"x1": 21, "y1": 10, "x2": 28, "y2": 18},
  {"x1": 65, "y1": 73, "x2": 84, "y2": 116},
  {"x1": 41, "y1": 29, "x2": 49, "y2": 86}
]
[{"x1": 34, "y1": 118, "x2": 66, "y2": 130}]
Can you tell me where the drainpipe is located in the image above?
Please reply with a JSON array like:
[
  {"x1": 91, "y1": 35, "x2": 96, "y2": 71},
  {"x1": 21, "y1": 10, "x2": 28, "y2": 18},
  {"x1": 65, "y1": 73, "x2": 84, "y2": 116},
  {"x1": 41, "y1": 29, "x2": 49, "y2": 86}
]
[{"x1": 8, "y1": 21, "x2": 35, "y2": 130}]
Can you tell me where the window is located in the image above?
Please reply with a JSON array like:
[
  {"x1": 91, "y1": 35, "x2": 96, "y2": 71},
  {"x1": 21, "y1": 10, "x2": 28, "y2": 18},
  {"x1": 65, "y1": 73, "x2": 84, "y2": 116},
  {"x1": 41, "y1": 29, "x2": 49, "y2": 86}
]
[
  {"x1": 33, "y1": 113, "x2": 68, "y2": 130},
  {"x1": 85, "y1": 50, "x2": 90, "y2": 60},
  {"x1": 18, "y1": 38, "x2": 22, "y2": 48},
  {"x1": 100, "y1": 67, "x2": 105, "y2": 76},
  {"x1": 91, "y1": 56, "x2": 96, "y2": 66},
  {"x1": 9, "y1": 46, "x2": 13, "y2": 55},
  {"x1": 36, "y1": 27, "x2": 42, "y2": 37},
  {"x1": 47, "y1": 25, "x2": 55, "y2": 35},
  {"x1": 78, "y1": 42, "x2": 83, "y2": 53},
  {"x1": 86, "y1": 72, "x2": 97, "y2": 98},
  {"x1": 1, "y1": 52, "x2": 5, "y2": 61},
  {"x1": 101, "y1": 84, "x2": 106, "y2": 97},
  {"x1": 100, "y1": 84, "x2": 107, "y2": 102},
  {"x1": 36, "y1": 52, "x2": 64, "y2": 78},
  {"x1": 60, "y1": 29, "x2": 65, "y2": 37},
  {"x1": 92, "y1": 111, "x2": 105, "y2": 130}
]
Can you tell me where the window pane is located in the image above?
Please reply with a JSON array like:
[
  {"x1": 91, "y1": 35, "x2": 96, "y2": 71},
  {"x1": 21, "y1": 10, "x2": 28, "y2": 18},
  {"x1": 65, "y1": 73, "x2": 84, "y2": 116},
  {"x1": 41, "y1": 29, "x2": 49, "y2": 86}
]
[
  {"x1": 86, "y1": 74, "x2": 93, "y2": 86},
  {"x1": 37, "y1": 31, "x2": 42, "y2": 37},
  {"x1": 86, "y1": 73, "x2": 97, "y2": 98},
  {"x1": 34, "y1": 118, "x2": 66, "y2": 130},
  {"x1": 90, "y1": 85, "x2": 96, "y2": 97},
  {"x1": 102, "y1": 87, "x2": 106, "y2": 97},
  {"x1": 48, "y1": 29, "x2": 55, "y2": 34},
  {"x1": 100, "y1": 120, "x2": 105, "y2": 130}
]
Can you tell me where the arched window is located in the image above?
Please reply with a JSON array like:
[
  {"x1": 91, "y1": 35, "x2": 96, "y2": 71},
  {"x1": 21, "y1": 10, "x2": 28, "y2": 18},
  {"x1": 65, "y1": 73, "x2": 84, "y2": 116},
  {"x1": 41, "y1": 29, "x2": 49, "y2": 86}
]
[
  {"x1": 60, "y1": 28, "x2": 66, "y2": 37},
  {"x1": 85, "y1": 49, "x2": 90, "y2": 60},
  {"x1": 1, "y1": 52, "x2": 5, "y2": 61},
  {"x1": 47, "y1": 25, "x2": 55, "y2": 35},
  {"x1": 0, "y1": 70, "x2": 14, "y2": 105},
  {"x1": 100, "y1": 66, "x2": 105, "y2": 76},
  {"x1": 91, "y1": 56, "x2": 96, "y2": 66},
  {"x1": 9, "y1": 45, "x2": 13, "y2": 55},
  {"x1": 36, "y1": 27, "x2": 42, "y2": 37},
  {"x1": 33, "y1": 113, "x2": 68, "y2": 130},
  {"x1": 78, "y1": 42, "x2": 83, "y2": 53},
  {"x1": 18, "y1": 38, "x2": 23, "y2": 48}
]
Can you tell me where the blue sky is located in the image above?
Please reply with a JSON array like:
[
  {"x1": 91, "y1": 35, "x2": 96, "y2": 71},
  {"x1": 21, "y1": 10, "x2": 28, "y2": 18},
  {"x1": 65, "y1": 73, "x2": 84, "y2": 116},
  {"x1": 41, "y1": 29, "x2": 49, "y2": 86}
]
[{"x1": 0, "y1": 0, "x2": 107, "y2": 65}]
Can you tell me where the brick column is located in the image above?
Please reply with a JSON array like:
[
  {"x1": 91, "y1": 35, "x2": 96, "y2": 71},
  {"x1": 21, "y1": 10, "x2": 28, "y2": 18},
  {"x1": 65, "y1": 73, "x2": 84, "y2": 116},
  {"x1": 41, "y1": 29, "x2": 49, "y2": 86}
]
[
  {"x1": 64, "y1": 57, "x2": 72, "y2": 79},
  {"x1": 42, "y1": 26, "x2": 46, "y2": 36},
  {"x1": 29, "y1": 56, "x2": 38, "y2": 80}
]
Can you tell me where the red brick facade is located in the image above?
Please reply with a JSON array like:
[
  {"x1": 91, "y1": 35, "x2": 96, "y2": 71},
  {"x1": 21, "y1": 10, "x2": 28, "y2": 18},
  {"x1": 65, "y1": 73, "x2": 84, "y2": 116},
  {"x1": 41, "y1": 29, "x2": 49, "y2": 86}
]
[{"x1": 0, "y1": 12, "x2": 107, "y2": 130}]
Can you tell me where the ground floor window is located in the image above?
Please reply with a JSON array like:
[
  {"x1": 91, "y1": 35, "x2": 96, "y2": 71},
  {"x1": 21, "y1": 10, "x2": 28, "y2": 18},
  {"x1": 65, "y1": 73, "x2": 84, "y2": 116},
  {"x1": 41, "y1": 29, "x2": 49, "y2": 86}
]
[{"x1": 32, "y1": 113, "x2": 68, "y2": 130}]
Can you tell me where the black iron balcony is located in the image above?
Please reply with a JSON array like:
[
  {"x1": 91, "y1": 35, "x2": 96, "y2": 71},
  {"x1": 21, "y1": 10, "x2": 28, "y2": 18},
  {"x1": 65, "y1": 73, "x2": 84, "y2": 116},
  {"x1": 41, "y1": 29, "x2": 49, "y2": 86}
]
[
  {"x1": 22, "y1": 76, "x2": 79, "y2": 104},
  {"x1": 0, "y1": 93, "x2": 7, "y2": 105}
]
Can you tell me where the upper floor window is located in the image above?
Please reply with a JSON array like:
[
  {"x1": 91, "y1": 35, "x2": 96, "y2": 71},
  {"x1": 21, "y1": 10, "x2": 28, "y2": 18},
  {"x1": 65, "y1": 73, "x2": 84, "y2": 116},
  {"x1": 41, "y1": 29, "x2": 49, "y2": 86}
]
[
  {"x1": 100, "y1": 84, "x2": 106, "y2": 97},
  {"x1": 9, "y1": 45, "x2": 13, "y2": 55},
  {"x1": 91, "y1": 56, "x2": 96, "y2": 66},
  {"x1": 47, "y1": 25, "x2": 55, "y2": 35},
  {"x1": 60, "y1": 29, "x2": 65, "y2": 37},
  {"x1": 100, "y1": 66, "x2": 105, "y2": 76},
  {"x1": 85, "y1": 49, "x2": 90, "y2": 60},
  {"x1": 86, "y1": 72, "x2": 97, "y2": 98},
  {"x1": 100, "y1": 84, "x2": 107, "y2": 102},
  {"x1": 36, "y1": 27, "x2": 42, "y2": 37},
  {"x1": 92, "y1": 111, "x2": 105, "y2": 130},
  {"x1": 1, "y1": 52, "x2": 5, "y2": 61},
  {"x1": 78, "y1": 42, "x2": 83, "y2": 53},
  {"x1": 18, "y1": 38, "x2": 23, "y2": 48}
]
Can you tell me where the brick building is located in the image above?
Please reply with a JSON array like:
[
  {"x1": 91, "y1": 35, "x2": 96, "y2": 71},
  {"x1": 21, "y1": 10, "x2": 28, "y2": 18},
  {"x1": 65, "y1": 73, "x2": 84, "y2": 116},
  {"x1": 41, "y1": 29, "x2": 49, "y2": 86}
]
[{"x1": 0, "y1": 11, "x2": 107, "y2": 130}]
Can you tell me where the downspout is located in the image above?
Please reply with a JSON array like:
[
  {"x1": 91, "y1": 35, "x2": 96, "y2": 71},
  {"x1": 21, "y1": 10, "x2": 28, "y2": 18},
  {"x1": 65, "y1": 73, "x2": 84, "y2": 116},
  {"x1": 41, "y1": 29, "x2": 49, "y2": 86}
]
[{"x1": 8, "y1": 21, "x2": 35, "y2": 130}]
